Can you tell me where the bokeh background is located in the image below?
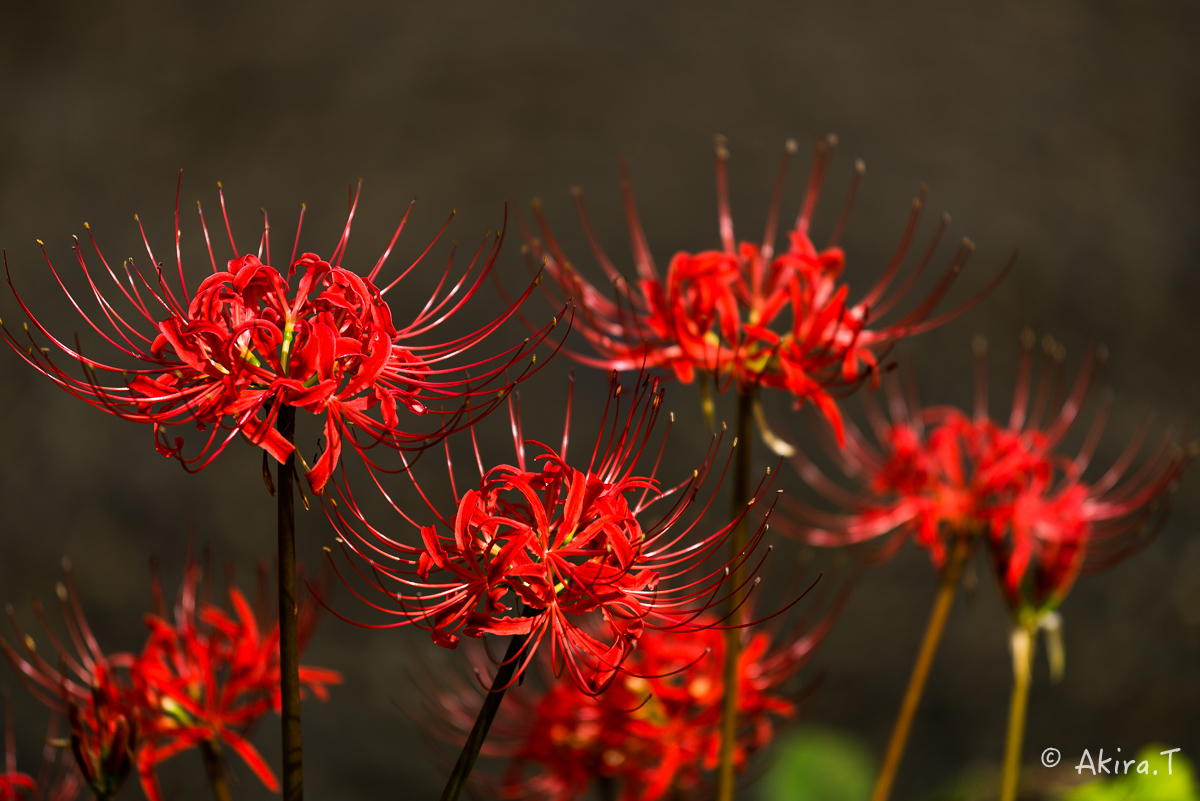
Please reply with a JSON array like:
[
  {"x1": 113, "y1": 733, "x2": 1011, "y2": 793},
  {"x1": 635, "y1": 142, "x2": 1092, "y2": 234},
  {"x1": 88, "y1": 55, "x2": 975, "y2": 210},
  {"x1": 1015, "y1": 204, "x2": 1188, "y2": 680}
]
[{"x1": 0, "y1": 2, "x2": 1197, "y2": 799}]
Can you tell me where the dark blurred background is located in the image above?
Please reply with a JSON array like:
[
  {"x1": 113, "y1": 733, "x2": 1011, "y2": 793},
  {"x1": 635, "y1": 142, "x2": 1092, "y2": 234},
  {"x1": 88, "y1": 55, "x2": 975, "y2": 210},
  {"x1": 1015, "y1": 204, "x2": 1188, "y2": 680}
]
[{"x1": 0, "y1": 2, "x2": 1197, "y2": 799}]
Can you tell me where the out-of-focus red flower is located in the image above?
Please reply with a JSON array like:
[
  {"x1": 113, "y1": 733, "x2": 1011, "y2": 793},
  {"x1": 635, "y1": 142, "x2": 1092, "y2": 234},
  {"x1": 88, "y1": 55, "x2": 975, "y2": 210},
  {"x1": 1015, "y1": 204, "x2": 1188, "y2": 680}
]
[
  {"x1": 423, "y1": 607, "x2": 836, "y2": 801},
  {"x1": 1, "y1": 567, "x2": 141, "y2": 800},
  {"x1": 133, "y1": 554, "x2": 341, "y2": 798},
  {"x1": 2, "y1": 553, "x2": 340, "y2": 801},
  {"x1": 522, "y1": 136, "x2": 1007, "y2": 444},
  {"x1": 778, "y1": 332, "x2": 1191, "y2": 615},
  {"x1": 0, "y1": 697, "x2": 84, "y2": 801},
  {"x1": 5, "y1": 179, "x2": 561, "y2": 493},
  {"x1": 1, "y1": 689, "x2": 37, "y2": 801},
  {"x1": 329, "y1": 374, "x2": 777, "y2": 694}
]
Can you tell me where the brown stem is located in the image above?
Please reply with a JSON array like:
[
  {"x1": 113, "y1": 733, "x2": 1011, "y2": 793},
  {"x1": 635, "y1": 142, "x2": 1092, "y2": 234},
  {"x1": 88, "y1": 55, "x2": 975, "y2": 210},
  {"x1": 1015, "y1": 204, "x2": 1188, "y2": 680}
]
[
  {"x1": 869, "y1": 535, "x2": 971, "y2": 801},
  {"x1": 277, "y1": 405, "x2": 303, "y2": 801},
  {"x1": 715, "y1": 389, "x2": 753, "y2": 801},
  {"x1": 439, "y1": 629, "x2": 530, "y2": 801},
  {"x1": 597, "y1": 775, "x2": 618, "y2": 801},
  {"x1": 200, "y1": 739, "x2": 234, "y2": 801},
  {"x1": 999, "y1": 620, "x2": 1036, "y2": 801}
]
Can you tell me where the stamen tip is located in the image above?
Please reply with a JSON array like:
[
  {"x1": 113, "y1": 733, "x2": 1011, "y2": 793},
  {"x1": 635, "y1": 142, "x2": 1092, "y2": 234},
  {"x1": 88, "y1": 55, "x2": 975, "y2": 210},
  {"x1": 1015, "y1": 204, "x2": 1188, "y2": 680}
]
[
  {"x1": 1020, "y1": 327, "x2": 1036, "y2": 348},
  {"x1": 55, "y1": 582, "x2": 67, "y2": 602},
  {"x1": 1095, "y1": 343, "x2": 1109, "y2": 363},
  {"x1": 972, "y1": 334, "x2": 988, "y2": 357},
  {"x1": 714, "y1": 134, "x2": 730, "y2": 160},
  {"x1": 854, "y1": 158, "x2": 866, "y2": 175},
  {"x1": 784, "y1": 137, "x2": 798, "y2": 155}
]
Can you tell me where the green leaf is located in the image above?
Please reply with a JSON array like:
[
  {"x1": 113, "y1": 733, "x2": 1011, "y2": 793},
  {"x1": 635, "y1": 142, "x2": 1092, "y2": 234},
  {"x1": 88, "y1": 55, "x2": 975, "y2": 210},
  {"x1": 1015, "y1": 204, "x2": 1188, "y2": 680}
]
[{"x1": 758, "y1": 728, "x2": 875, "y2": 801}]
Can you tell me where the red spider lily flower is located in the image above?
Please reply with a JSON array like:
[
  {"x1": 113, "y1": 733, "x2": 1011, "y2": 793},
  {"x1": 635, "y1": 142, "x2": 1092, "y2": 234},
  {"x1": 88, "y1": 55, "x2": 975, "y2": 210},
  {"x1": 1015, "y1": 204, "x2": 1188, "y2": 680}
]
[
  {"x1": 0, "y1": 762, "x2": 33, "y2": 799},
  {"x1": 0, "y1": 697, "x2": 85, "y2": 801},
  {"x1": 521, "y1": 136, "x2": 1009, "y2": 444},
  {"x1": 1, "y1": 689, "x2": 37, "y2": 801},
  {"x1": 4, "y1": 177, "x2": 562, "y2": 493},
  {"x1": 777, "y1": 332, "x2": 1192, "y2": 603},
  {"x1": 991, "y1": 419, "x2": 1191, "y2": 615},
  {"x1": 1, "y1": 568, "x2": 142, "y2": 801},
  {"x1": 421, "y1": 606, "x2": 837, "y2": 801},
  {"x1": 2, "y1": 553, "x2": 340, "y2": 801},
  {"x1": 328, "y1": 373, "x2": 778, "y2": 694},
  {"x1": 133, "y1": 553, "x2": 340, "y2": 799}
]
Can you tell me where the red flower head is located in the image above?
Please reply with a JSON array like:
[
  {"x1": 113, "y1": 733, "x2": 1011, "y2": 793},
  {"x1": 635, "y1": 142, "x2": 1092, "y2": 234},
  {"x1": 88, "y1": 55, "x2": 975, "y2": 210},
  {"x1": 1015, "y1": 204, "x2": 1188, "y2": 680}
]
[
  {"x1": 1, "y1": 689, "x2": 37, "y2": 801},
  {"x1": 5, "y1": 178, "x2": 562, "y2": 493},
  {"x1": 522, "y1": 136, "x2": 1009, "y2": 444},
  {"x1": 0, "y1": 695, "x2": 84, "y2": 801},
  {"x1": 1, "y1": 565, "x2": 141, "y2": 801},
  {"x1": 422, "y1": 603, "x2": 838, "y2": 801},
  {"x1": 133, "y1": 553, "x2": 341, "y2": 799},
  {"x1": 778, "y1": 332, "x2": 1191, "y2": 614},
  {"x1": 328, "y1": 373, "x2": 778, "y2": 694},
  {"x1": 2, "y1": 553, "x2": 340, "y2": 801}
]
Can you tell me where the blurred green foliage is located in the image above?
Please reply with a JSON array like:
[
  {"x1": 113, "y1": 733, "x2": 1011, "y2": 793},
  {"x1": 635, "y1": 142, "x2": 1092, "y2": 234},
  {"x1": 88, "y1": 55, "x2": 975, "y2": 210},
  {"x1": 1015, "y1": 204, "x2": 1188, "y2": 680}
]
[{"x1": 758, "y1": 728, "x2": 875, "y2": 801}]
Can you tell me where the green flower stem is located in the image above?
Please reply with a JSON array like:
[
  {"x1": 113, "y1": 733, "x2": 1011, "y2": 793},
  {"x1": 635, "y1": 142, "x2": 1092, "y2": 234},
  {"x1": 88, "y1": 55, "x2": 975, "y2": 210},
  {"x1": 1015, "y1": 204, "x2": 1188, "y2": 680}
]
[
  {"x1": 999, "y1": 619, "x2": 1037, "y2": 801},
  {"x1": 870, "y1": 535, "x2": 971, "y2": 801},
  {"x1": 715, "y1": 388, "x2": 754, "y2": 801},
  {"x1": 440, "y1": 629, "x2": 530, "y2": 801},
  {"x1": 277, "y1": 405, "x2": 304, "y2": 801}
]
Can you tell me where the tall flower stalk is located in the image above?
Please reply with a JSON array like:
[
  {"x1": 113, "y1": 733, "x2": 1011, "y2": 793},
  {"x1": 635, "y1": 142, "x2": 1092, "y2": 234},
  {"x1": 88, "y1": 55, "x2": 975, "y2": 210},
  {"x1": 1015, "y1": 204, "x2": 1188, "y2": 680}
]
[
  {"x1": 4, "y1": 177, "x2": 561, "y2": 798},
  {"x1": 715, "y1": 388, "x2": 753, "y2": 801}
]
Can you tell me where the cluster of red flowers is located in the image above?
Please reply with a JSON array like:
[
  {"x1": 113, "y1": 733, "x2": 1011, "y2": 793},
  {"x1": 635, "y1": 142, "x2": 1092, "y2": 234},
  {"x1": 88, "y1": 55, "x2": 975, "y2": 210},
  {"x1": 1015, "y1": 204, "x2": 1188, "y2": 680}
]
[
  {"x1": 780, "y1": 331, "x2": 1191, "y2": 614},
  {"x1": 3, "y1": 138, "x2": 1190, "y2": 801},
  {"x1": 523, "y1": 136, "x2": 1008, "y2": 443},
  {"x1": 424, "y1": 608, "x2": 835, "y2": 801},
  {"x1": 328, "y1": 373, "x2": 776, "y2": 693},
  {"x1": 1, "y1": 555, "x2": 339, "y2": 801},
  {"x1": 1, "y1": 688, "x2": 83, "y2": 801},
  {"x1": 4, "y1": 180, "x2": 560, "y2": 494}
]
